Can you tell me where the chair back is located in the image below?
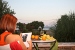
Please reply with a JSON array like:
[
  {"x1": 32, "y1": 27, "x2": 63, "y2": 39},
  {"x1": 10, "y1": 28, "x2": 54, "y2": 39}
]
[{"x1": 0, "y1": 44, "x2": 11, "y2": 50}]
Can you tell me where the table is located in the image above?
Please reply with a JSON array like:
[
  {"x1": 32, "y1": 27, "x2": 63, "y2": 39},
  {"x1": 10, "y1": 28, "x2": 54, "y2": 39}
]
[{"x1": 32, "y1": 40, "x2": 56, "y2": 50}]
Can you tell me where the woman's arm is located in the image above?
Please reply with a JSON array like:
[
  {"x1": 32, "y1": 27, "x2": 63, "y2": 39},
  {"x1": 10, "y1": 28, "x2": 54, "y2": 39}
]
[
  {"x1": 5, "y1": 33, "x2": 32, "y2": 50},
  {"x1": 17, "y1": 35, "x2": 32, "y2": 50},
  {"x1": 27, "y1": 40, "x2": 32, "y2": 50}
]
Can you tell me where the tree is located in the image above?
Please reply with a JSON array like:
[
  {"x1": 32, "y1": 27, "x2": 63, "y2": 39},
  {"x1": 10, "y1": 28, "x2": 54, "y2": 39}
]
[
  {"x1": 26, "y1": 21, "x2": 44, "y2": 35},
  {"x1": 17, "y1": 21, "x2": 44, "y2": 34},
  {"x1": 49, "y1": 25, "x2": 56, "y2": 36},
  {"x1": 17, "y1": 22, "x2": 28, "y2": 33},
  {"x1": 26, "y1": 21, "x2": 44, "y2": 31},
  {"x1": 0, "y1": 0, "x2": 15, "y2": 19},
  {"x1": 54, "y1": 12, "x2": 75, "y2": 42}
]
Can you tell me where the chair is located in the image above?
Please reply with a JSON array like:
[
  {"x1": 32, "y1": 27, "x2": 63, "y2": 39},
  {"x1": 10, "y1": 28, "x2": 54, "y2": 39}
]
[{"x1": 0, "y1": 41, "x2": 22, "y2": 50}]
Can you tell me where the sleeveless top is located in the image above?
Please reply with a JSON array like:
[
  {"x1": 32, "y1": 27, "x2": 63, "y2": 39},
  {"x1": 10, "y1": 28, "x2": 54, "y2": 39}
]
[
  {"x1": 0, "y1": 32, "x2": 23, "y2": 50},
  {"x1": 0, "y1": 31, "x2": 11, "y2": 46}
]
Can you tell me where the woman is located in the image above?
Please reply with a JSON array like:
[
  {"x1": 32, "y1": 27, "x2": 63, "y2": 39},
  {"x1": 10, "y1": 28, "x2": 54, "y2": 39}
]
[{"x1": 0, "y1": 14, "x2": 32, "y2": 50}]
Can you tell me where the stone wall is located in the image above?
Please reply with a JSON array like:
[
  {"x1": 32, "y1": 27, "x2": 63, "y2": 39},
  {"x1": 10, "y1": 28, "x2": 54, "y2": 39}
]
[
  {"x1": 32, "y1": 46, "x2": 75, "y2": 50},
  {"x1": 32, "y1": 42, "x2": 75, "y2": 50},
  {"x1": 58, "y1": 46, "x2": 75, "y2": 50}
]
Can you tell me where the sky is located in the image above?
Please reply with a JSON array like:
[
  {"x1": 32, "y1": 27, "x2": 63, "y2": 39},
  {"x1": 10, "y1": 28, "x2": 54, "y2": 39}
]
[{"x1": 5, "y1": 0, "x2": 75, "y2": 26}]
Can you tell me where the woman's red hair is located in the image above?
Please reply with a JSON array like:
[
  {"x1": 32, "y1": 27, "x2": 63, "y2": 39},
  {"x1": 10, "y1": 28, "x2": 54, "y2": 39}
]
[{"x1": 0, "y1": 14, "x2": 17, "y2": 34}]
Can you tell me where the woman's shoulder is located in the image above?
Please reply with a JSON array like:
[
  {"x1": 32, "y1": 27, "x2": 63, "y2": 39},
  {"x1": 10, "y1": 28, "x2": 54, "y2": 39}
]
[
  {"x1": 12, "y1": 34, "x2": 20, "y2": 37},
  {"x1": 10, "y1": 34, "x2": 21, "y2": 40},
  {"x1": 8, "y1": 34, "x2": 20, "y2": 37},
  {"x1": 6, "y1": 34, "x2": 22, "y2": 44}
]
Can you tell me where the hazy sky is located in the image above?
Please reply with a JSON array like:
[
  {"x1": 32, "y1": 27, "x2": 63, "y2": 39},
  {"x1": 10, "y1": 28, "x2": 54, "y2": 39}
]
[{"x1": 5, "y1": 0, "x2": 75, "y2": 26}]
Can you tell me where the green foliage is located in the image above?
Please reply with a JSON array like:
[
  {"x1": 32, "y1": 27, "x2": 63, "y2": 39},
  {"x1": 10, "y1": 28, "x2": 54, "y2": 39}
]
[
  {"x1": 17, "y1": 21, "x2": 44, "y2": 34},
  {"x1": 54, "y1": 12, "x2": 75, "y2": 42},
  {"x1": 0, "y1": 0, "x2": 15, "y2": 19},
  {"x1": 32, "y1": 29, "x2": 40, "y2": 35},
  {"x1": 50, "y1": 25, "x2": 56, "y2": 34},
  {"x1": 26, "y1": 21, "x2": 44, "y2": 31},
  {"x1": 17, "y1": 22, "x2": 28, "y2": 33},
  {"x1": 49, "y1": 25, "x2": 56, "y2": 36}
]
